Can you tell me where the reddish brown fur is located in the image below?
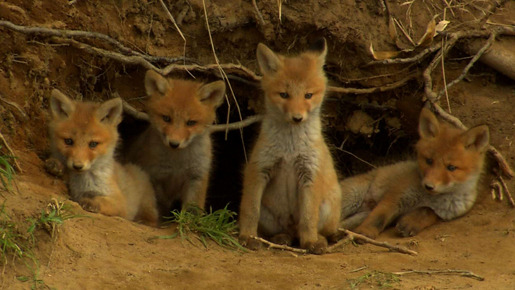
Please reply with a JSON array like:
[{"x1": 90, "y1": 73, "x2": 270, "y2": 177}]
[
  {"x1": 52, "y1": 102, "x2": 117, "y2": 170},
  {"x1": 146, "y1": 79, "x2": 218, "y2": 145}
]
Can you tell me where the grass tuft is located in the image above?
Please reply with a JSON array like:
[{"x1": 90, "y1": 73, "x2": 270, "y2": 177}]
[
  {"x1": 160, "y1": 204, "x2": 245, "y2": 251},
  {"x1": 0, "y1": 148, "x2": 16, "y2": 192},
  {"x1": 27, "y1": 199, "x2": 82, "y2": 241},
  {"x1": 348, "y1": 270, "x2": 400, "y2": 289}
]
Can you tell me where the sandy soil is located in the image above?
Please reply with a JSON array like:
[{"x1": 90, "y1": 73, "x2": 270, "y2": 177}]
[{"x1": 1, "y1": 0, "x2": 514, "y2": 289}]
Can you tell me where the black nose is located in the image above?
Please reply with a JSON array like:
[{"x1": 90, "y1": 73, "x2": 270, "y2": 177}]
[
  {"x1": 169, "y1": 141, "x2": 180, "y2": 149},
  {"x1": 292, "y1": 116, "x2": 303, "y2": 123},
  {"x1": 73, "y1": 164, "x2": 84, "y2": 170},
  {"x1": 424, "y1": 184, "x2": 434, "y2": 191}
]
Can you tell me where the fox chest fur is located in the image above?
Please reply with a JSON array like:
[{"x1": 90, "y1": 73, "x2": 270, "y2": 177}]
[
  {"x1": 129, "y1": 126, "x2": 212, "y2": 191},
  {"x1": 254, "y1": 117, "x2": 323, "y2": 228}
]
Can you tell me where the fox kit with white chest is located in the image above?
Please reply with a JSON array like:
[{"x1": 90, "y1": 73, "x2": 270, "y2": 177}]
[
  {"x1": 340, "y1": 108, "x2": 489, "y2": 239},
  {"x1": 126, "y1": 71, "x2": 226, "y2": 217},
  {"x1": 238, "y1": 39, "x2": 342, "y2": 254},
  {"x1": 49, "y1": 89, "x2": 158, "y2": 226}
]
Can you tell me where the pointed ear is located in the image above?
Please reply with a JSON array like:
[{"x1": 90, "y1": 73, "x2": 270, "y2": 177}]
[
  {"x1": 462, "y1": 125, "x2": 489, "y2": 152},
  {"x1": 145, "y1": 70, "x2": 169, "y2": 97},
  {"x1": 418, "y1": 108, "x2": 440, "y2": 139},
  {"x1": 308, "y1": 37, "x2": 327, "y2": 66},
  {"x1": 96, "y1": 98, "x2": 123, "y2": 126},
  {"x1": 50, "y1": 89, "x2": 75, "y2": 119},
  {"x1": 198, "y1": 81, "x2": 226, "y2": 108},
  {"x1": 256, "y1": 43, "x2": 282, "y2": 75}
]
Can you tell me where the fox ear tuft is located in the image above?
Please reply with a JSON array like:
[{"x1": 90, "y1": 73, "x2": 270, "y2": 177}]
[
  {"x1": 97, "y1": 98, "x2": 123, "y2": 126},
  {"x1": 418, "y1": 108, "x2": 440, "y2": 139},
  {"x1": 198, "y1": 81, "x2": 226, "y2": 108},
  {"x1": 145, "y1": 70, "x2": 169, "y2": 97},
  {"x1": 462, "y1": 125, "x2": 489, "y2": 152},
  {"x1": 256, "y1": 43, "x2": 282, "y2": 75},
  {"x1": 309, "y1": 37, "x2": 327, "y2": 65},
  {"x1": 50, "y1": 89, "x2": 75, "y2": 119}
]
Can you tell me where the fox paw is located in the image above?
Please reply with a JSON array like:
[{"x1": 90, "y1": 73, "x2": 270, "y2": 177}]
[
  {"x1": 395, "y1": 220, "x2": 421, "y2": 237},
  {"x1": 301, "y1": 239, "x2": 328, "y2": 255},
  {"x1": 238, "y1": 235, "x2": 261, "y2": 251},
  {"x1": 270, "y1": 233, "x2": 293, "y2": 246},
  {"x1": 79, "y1": 198, "x2": 100, "y2": 213},
  {"x1": 44, "y1": 158, "x2": 64, "y2": 177},
  {"x1": 354, "y1": 226, "x2": 379, "y2": 243}
]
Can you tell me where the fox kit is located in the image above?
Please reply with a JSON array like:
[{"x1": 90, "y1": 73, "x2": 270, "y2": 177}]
[
  {"x1": 238, "y1": 39, "x2": 342, "y2": 254},
  {"x1": 126, "y1": 71, "x2": 226, "y2": 216},
  {"x1": 49, "y1": 89, "x2": 158, "y2": 226},
  {"x1": 340, "y1": 108, "x2": 489, "y2": 239}
]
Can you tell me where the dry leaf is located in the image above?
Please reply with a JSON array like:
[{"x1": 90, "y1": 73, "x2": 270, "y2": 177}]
[
  {"x1": 435, "y1": 20, "x2": 450, "y2": 34},
  {"x1": 416, "y1": 18, "x2": 436, "y2": 48},
  {"x1": 369, "y1": 43, "x2": 401, "y2": 60}
]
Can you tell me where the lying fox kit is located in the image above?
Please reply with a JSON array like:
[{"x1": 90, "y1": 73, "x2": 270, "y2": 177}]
[
  {"x1": 49, "y1": 89, "x2": 158, "y2": 226},
  {"x1": 340, "y1": 108, "x2": 489, "y2": 239},
  {"x1": 238, "y1": 39, "x2": 342, "y2": 254},
  {"x1": 126, "y1": 71, "x2": 226, "y2": 216}
]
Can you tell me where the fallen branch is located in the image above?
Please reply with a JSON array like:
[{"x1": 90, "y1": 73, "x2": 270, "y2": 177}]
[
  {"x1": 250, "y1": 236, "x2": 308, "y2": 254},
  {"x1": 328, "y1": 228, "x2": 418, "y2": 256},
  {"x1": 393, "y1": 269, "x2": 484, "y2": 281}
]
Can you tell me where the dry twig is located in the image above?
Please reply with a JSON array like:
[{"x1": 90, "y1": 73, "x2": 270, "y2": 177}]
[
  {"x1": 497, "y1": 175, "x2": 515, "y2": 207},
  {"x1": 437, "y1": 31, "x2": 498, "y2": 99},
  {"x1": 393, "y1": 269, "x2": 484, "y2": 281},
  {"x1": 250, "y1": 236, "x2": 308, "y2": 254},
  {"x1": 327, "y1": 228, "x2": 418, "y2": 256},
  {"x1": 0, "y1": 131, "x2": 23, "y2": 173}
]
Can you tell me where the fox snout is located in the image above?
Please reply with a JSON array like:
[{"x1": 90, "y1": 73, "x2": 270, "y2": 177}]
[
  {"x1": 66, "y1": 158, "x2": 91, "y2": 172},
  {"x1": 289, "y1": 112, "x2": 306, "y2": 123},
  {"x1": 163, "y1": 134, "x2": 190, "y2": 150}
]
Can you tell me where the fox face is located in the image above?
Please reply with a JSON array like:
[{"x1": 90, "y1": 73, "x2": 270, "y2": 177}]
[
  {"x1": 416, "y1": 108, "x2": 489, "y2": 194},
  {"x1": 144, "y1": 71, "x2": 226, "y2": 149},
  {"x1": 256, "y1": 39, "x2": 327, "y2": 124},
  {"x1": 49, "y1": 89, "x2": 123, "y2": 172}
]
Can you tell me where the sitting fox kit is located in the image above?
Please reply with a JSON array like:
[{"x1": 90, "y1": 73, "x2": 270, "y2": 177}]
[
  {"x1": 340, "y1": 108, "x2": 489, "y2": 239},
  {"x1": 126, "y1": 71, "x2": 226, "y2": 216},
  {"x1": 49, "y1": 89, "x2": 158, "y2": 226},
  {"x1": 238, "y1": 39, "x2": 342, "y2": 254}
]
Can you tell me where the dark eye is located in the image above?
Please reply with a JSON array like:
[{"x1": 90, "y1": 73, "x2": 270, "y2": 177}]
[
  {"x1": 89, "y1": 141, "x2": 98, "y2": 149},
  {"x1": 162, "y1": 115, "x2": 171, "y2": 123},
  {"x1": 279, "y1": 92, "x2": 289, "y2": 99},
  {"x1": 186, "y1": 120, "x2": 197, "y2": 127},
  {"x1": 305, "y1": 93, "x2": 313, "y2": 99},
  {"x1": 426, "y1": 158, "x2": 433, "y2": 165},
  {"x1": 447, "y1": 164, "x2": 456, "y2": 172},
  {"x1": 64, "y1": 138, "x2": 74, "y2": 146}
]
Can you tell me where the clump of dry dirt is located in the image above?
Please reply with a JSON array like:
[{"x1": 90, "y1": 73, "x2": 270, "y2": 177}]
[{"x1": 1, "y1": 0, "x2": 515, "y2": 289}]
